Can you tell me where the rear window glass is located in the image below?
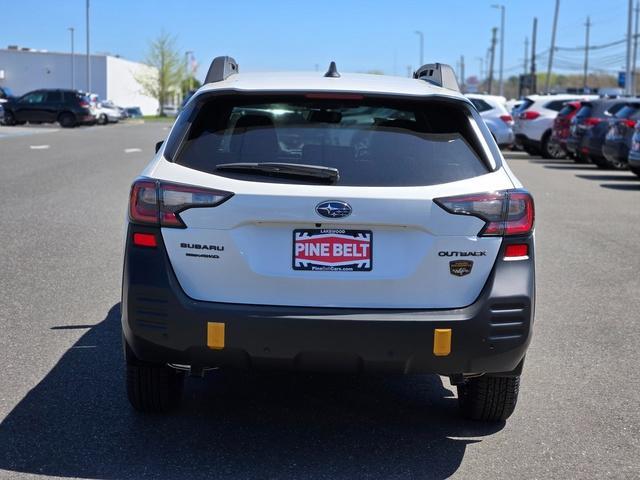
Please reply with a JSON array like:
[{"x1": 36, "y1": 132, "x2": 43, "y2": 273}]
[
  {"x1": 575, "y1": 104, "x2": 592, "y2": 118},
  {"x1": 558, "y1": 104, "x2": 576, "y2": 116},
  {"x1": 544, "y1": 100, "x2": 570, "y2": 112},
  {"x1": 614, "y1": 105, "x2": 640, "y2": 118},
  {"x1": 172, "y1": 95, "x2": 490, "y2": 187},
  {"x1": 469, "y1": 98, "x2": 493, "y2": 112},
  {"x1": 514, "y1": 99, "x2": 533, "y2": 113}
]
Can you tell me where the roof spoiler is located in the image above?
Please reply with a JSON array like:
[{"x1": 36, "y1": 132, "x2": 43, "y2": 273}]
[
  {"x1": 413, "y1": 63, "x2": 460, "y2": 92},
  {"x1": 204, "y1": 56, "x2": 239, "y2": 83}
]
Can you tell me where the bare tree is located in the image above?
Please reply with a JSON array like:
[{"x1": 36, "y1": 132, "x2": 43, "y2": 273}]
[{"x1": 136, "y1": 31, "x2": 183, "y2": 116}]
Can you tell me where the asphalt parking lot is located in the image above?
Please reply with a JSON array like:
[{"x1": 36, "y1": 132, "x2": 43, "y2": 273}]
[{"x1": 0, "y1": 123, "x2": 638, "y2": 480}]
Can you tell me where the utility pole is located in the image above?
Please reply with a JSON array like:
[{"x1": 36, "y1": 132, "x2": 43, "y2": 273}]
[
  {"x1": 633, "y1": 1, "x2": 639, "y2": 95},
  {"x1": 531, "y1": 17, "x2": 538, "y2": 94},
  {"x1": 488, "y1": 27, "x2": 498, "y2": 94},
  {"x1": 524, "y1": 37, "x2": 529, "y2": 76},
  {"x1": 627, "y1": 0, "x2": 634, "y2": 95},
  {"x1": 583, "y1": 16, "x2": 591, "y2": 91},
  {"x1": 545, "y1": 0, "x2": 560, "y2": 93},
  {"x1": 68, "y1": 27, "x2": 75, "y2": 90},
  {"x1": 477, "y1": 57, "x2": 484, "y2": 80},
  {"x1": 492, "y1": 4, "x2": 506, "y2": 96},
  {"x1": 86, "y1": 0, "x2": 91, "y2": 93},
  {"x1": 460, "y1": 55, "x2": 465, "y2": 91},
  {"x1": 414, "y1": 31, "x2": 424, "y2": 67}
]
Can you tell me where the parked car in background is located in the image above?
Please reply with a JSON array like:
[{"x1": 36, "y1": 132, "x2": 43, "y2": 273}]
[
  {"x1": 513, "y1": 94, "x2": 594, "y2": 158},
  {"x1": 2, "y1": 89, "x2": 96, "y2": 127},
  {"x1": 566, "y1": 98, "x2": 630, "y2": 164},
  {"x1": 627, "y1": 122, "x2": 640, "y2": 176},
  {"x1": 505, "y1": 99, "x2": 522, "y2": 115},
  {"x1": 0, "y1": 86, "x2": 14, "y2": 103},
  {"x1": 0, "y1": 103, "x2": 4, "y2": 124},
  {"x1": 160, "y1": 105, "x2": 179, "y2": 117},
  {"x1": 125, "y1": 107, "x2": 143, "y2": 119},
  {"x1": 466, "y1": 94, "x2": 515, "y2": 148},
  {"x1": 601, "y1": 102, "x2": 640, "y2": 169},
  {"x1": 550, "y1": 101, "x2": 582, "y2": 158},
  {"x1": 118, "y1": 106, "x2": 129, "y2": 119},
  {"x1": 95, "y1": 100, "x2": 122, "y2": 124}
]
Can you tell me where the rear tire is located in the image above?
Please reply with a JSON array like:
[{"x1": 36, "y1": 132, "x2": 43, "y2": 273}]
[
  {"x1": 125, "y1": 341, "x2": 184, "y2": 413},
  {"x1": 457, "y1": 375, "x2": 520, "y2": 422},
  {"x1": 3, "y1": 110, "x2": 16, "y2": 126},
  {"x1": 593, "y1": 155, "x2": 628, "y2": 170},
  {"x1": 58, "y1": 112, "x2": 76, "y2": 128},
  {"x1": 98, "y1": 113, "x2": 108, "y2": 125},
  {"x1": 541, "y1": 132, "x2": 564, "y2": 159}
]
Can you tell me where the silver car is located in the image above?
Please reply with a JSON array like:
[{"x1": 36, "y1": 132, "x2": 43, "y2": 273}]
[
  {"x1": 467, "y1": 94, "x2": 515, "y2": 148},
  {"x1": 96, "y1": 100, "x2": 122, "y2": 124}
]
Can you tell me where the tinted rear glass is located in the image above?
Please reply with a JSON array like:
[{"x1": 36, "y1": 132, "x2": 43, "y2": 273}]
[
  {"x1": 469, "y1": 98, "x2": 493, "y2": 112},
  {"x1": 613, "y1": 105, "x2": 639, "y2": 118},
  {"x1": 514, "y1": 99, "x2": 534, "y2": 113},
  {"x1": 172, "y1": 95, "x2": 490, "y2": 187},
  {"x1": 544, "y1": 100, "x2": 570, "y2": 112},
  {"x1": 558, "y1": 104, "x2": 576, "y2": 116},
  {"x1": 575, "y1": 104, "x2": 592, "y2": 118}
]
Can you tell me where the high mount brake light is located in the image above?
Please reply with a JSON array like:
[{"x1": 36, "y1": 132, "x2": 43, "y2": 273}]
[
  {"x1": 434, "y1": 189, "x2": 534, "y2": 237},
  {"x1": 129, "y1": 179, "x2": 233, "y2": 228}
]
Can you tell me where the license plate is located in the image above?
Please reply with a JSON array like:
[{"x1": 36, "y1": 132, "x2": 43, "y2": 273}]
[{"x1": 293, "y1": 229, "x2": 372, "y2": 271}]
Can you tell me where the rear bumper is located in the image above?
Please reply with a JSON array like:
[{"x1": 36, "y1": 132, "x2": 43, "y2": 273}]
[
  {"x1": 515, "y1": 134, "x2": 540, "y2": 151},
  {"x1": 122, "y1": 225, "x2": 536, "y2": 375}
]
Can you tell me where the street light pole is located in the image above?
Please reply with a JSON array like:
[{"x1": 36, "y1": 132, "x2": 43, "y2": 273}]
[
  {"x1": 185, "y1": 50, "x2": 193, "y2": 93},
  {"x1": 414, "y1": 30, "x2": 424, "y2": 67},
  {"x1": 492, "y1": 4, "x2": 505, "y2": 97},
  {"x1": 68, "y1": 27, "x2": 75, "y2": 90},
  {"x1": 86, "y1": 0, "x2": 91, "y2": 93}
]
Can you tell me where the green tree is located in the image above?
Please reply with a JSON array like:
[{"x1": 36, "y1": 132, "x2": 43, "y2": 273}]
[
  {"x1": 136, "y1": 31, "x2": 183, "y2": 116},
  {"x1": 181, "y1": 75, "x2": 201, "y2": 96}
]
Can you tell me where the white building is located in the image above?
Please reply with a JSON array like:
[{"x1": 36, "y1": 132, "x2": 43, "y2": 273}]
[{"x1": 0, "y1": 47, "x2": 160, "y2": 115}]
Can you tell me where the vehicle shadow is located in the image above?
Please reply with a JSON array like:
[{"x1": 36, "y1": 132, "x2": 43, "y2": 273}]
[
  {"x1": 575, "y1": 173, "x2": 638, "y2": 181},
  {"x1": 0, "y1": 304, "x2": 503, "y2": 480},
  {"x1": 543, "y1": 164, "x2": 597, "y2": 171},
  {"x1": 600, "y1": 182, "x2": 640, "y2": 190}
]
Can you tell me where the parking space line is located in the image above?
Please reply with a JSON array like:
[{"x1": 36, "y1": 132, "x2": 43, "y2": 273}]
[
  {"x1": 29, "y1": 145, "x2": 50, "y2": 150},
  {"x1": 124, "y1": 148, "x2": 142, "y2": 153}
]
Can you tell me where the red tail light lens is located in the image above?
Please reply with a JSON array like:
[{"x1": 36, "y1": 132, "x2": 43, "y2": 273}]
[
  {"x1": 519, "y1": 111, "x2": 540, "y2": 120},
  {"x1": 132, "y1": 232, "x2": 158, "y2": 248},
  {"x1": 434, "y1": 189, "x2": 535, "y2": 237},
  {"x1": 129, "y1": 179, "x2": 233, "y2": 228},
  {"x1": 500, "y1": 114, "x2": 514, "y2": 125},
  {"x1": 583, "y1": 117, "x2": 601, "y2": 127},
  {"x1": 623, "y1": 119, "x2": 637, "y2": 128},
  {"x1": 504, "y1": 244, "x2": 529, "y2": 259}
]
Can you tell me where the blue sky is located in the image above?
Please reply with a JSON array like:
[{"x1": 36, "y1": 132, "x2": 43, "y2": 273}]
[{"x1": 0, "y1": 0, "x2": 633, "y2": 80}]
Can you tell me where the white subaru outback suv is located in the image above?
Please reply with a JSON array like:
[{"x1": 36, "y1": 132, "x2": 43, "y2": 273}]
[{"x1": 122, "y1": 57, "x2": 535, "y2": 422}]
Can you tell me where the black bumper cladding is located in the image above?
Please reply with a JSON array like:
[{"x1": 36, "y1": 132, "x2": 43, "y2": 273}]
[{"x1": 122, "y1": 225, "x2": 535, "y2": 375}]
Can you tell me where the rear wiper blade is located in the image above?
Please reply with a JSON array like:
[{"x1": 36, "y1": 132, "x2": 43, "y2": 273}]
[{"x1": 216, "y1": 162, "x2": 339, "y2": 183}]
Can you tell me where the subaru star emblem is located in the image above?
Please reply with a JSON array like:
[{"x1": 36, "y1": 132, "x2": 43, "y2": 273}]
[{"x1": 316, "y1": 200, "x2": 352, "y2": 219}]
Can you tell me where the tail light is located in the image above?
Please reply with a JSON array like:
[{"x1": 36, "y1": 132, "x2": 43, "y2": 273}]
[
  {"x1": 434, "y1": 189, "x2": 534, "y2": 237},
  {"x1": 129, "y1": 179, "x2": 233, "y2": 228},
  {"x1": 500, "y1": 114, "x2": 514, "y2": 125},
  {"x1": 583, "y1": 117, "x2": 601, "y2": 128},
  {"x1": 519, "y1": 111, "x2": 540, "y2": 120},
  {"x1": 79, "y1": 100, "x2": 90, "y2": 108},
  {"x1": 623, "y1": 119, "x2": 637, "y2": 128}
]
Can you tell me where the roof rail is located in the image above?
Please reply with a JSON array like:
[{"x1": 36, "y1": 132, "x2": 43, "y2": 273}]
[
  {"x1": 413, "y1": 63, "x2": 460, "y2": 92},
  {"x1": 204, "y1": 56, "x2": 239, "y2": 83}
]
